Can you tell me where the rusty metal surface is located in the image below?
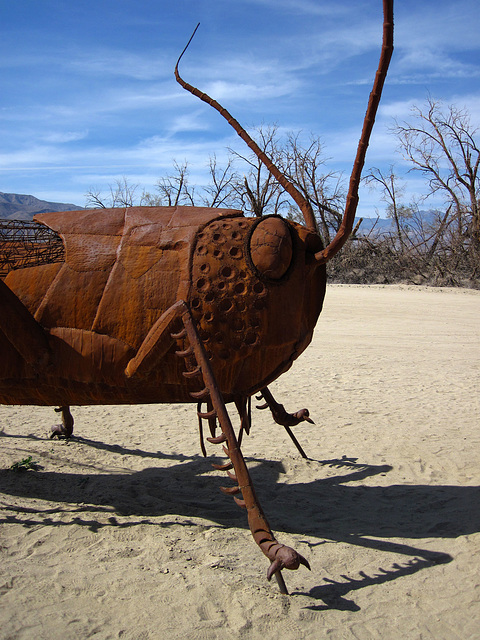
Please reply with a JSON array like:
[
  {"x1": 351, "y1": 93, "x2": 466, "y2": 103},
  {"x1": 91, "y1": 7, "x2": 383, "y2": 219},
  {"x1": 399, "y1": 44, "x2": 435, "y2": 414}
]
[
  {"x1": 0, "y1": 206, "x2": 326, "y2": 406},
  {"x1": 0, "y1": 1, "x2": 393, "y2": 593}
]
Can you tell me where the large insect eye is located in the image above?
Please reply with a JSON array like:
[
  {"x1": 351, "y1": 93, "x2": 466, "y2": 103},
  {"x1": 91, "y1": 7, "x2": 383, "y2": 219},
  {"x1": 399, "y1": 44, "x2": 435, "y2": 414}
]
[{"x1": 248, "y1": 216, "x2": 293, "y2": 280}]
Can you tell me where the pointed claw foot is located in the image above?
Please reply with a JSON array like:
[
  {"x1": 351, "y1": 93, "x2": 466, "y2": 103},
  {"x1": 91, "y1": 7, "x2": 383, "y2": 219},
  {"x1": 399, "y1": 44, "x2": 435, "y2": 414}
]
[
  {"x1": 49, "y1": 424, "x2": 70, "y2": 439},
  {"x1": 258, "y1": 388, "x2": 315, "y2": 427},
  {"x1": 266, "y1": 544, "x2": 311, "y2": 581},
  {"x1": 292, "y1": 408, "x2": 314, "y2": 425}
]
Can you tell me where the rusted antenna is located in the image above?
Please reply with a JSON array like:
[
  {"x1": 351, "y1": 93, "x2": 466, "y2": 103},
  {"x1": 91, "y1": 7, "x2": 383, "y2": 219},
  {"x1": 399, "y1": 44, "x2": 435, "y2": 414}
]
[
  {"x1": 174, "y1": 25, "x2": 318, "y2": 232},
  {"x1": 175, "y1": 1, "x2": 394, "y2": 258},
  {"x1": 316, "y1": 0, "x2": 394, "y2": 263}
]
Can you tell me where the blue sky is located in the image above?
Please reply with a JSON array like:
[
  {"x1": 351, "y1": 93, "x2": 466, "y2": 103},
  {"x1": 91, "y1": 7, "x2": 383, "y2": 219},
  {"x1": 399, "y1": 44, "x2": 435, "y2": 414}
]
[{"x1": 1, "y1": 0, "x2": 479, "y2": 218}]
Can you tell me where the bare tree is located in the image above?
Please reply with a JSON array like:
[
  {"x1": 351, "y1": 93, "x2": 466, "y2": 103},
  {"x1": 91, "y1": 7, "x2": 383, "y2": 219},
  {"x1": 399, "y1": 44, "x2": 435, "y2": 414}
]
[
  {"x1": 394, "y1": 98, "x2": 480, "y2": 257},
  {"x1": 142, "y1": 161, "x2": 195, "y2": 207},
  {"x1": 229, "y1": 126, "x2": 346, "y2": 240},
  {"x1": 85, "y1": 177, "x2": 139, "y2": 209},
  {"x1": 198, "y1": 155, "x2": 238, "y2": 208},
  {"x1": 364, "y1": 166, "x2": 412, "y2": 250},
  {"x1": 230, "y1": 126, "x2": 289, "y2": 218},
  {"x1": 87, "y1": 158, "x2": 238, "y2": 211},
  {"x1": 282, "y1": 133, "x2": 344, "y2": 244}
]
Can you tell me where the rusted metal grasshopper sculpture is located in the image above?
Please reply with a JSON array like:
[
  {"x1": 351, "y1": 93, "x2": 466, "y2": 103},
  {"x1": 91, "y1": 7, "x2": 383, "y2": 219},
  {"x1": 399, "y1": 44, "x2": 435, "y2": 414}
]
[{"x1": 0, "y1": 1, "x2": 393, "y2": 593}]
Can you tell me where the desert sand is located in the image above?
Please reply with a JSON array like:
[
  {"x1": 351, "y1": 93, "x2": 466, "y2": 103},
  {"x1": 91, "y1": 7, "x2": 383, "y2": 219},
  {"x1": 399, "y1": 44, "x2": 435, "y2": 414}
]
[{"x1": 1, "y1": 284, "x2": 479, "y2": 640}]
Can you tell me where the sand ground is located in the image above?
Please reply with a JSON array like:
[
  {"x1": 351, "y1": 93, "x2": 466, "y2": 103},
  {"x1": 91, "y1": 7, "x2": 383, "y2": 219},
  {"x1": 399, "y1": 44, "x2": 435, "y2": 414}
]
[{"x1": 0, "y1": 284, "x2": 479, "y2": 639}]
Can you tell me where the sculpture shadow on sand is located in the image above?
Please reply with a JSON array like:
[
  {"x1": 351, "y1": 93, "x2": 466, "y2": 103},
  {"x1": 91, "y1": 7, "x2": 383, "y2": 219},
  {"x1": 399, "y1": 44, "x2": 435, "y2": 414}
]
[{"x1": 1, "y1": 430, "x2": 471, "y2": 610}]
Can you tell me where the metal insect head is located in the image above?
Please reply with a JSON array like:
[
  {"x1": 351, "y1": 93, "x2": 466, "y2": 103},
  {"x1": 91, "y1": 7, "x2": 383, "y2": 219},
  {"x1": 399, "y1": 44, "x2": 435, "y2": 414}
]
[{"x1": 0, "y1": 1, "x2": 394, "y2": 594}]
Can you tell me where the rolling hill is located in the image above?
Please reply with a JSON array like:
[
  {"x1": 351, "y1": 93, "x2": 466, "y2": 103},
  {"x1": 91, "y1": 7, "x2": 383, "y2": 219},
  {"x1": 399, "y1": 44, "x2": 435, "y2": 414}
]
[{"x1": 0, "y1": 192, "x2": 82, "y2": 221}]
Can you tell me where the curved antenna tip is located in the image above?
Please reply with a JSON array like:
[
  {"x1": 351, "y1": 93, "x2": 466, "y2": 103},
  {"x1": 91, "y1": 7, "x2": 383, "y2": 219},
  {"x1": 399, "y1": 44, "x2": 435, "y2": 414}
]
[{"x1": 175, "y1": 23, "x2": 201, "y2": 73}]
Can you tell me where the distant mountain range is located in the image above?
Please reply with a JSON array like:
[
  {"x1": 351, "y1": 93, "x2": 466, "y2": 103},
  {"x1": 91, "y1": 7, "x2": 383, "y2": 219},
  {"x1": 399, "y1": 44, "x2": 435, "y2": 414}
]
[
  {"x1": 355, "y1": 216, "x2": 394, "y2": 235},
  {"x1": 0, "y1": 192, "x2": 82, "y2": 221}
]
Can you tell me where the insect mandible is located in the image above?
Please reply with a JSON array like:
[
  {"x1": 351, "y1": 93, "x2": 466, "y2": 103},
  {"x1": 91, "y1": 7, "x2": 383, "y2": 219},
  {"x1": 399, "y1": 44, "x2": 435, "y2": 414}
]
[{"x1": 0, "y1": 1, "x2": 393, "y2": 593}]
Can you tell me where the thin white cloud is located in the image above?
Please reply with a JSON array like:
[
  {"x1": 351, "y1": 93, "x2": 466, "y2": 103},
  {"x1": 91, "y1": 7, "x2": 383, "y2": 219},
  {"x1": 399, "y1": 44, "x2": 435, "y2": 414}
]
[
  {"x1": 39, "y1": 130, "x2": 89, "y2": 144},
  {"x1": 389, "y1": 1, "x2": 480, "y2": 86},
  {"x1": 397, "y1": 1, "x2": 480, "y2": 52},
  {"x1": 241, "y1": 0, "x2": 348, "y2": 17},
  {"x1": 393, "y1": 48, "x2": 480, "y2": 85},
  {"x1": 68, "y1": 50, "x2": 171, "y2": 81},
  {"x1": 165, "y1": 112, "x2": 211, "y2": 135},
  {"x1": 201, "y1": 79, "x2": 302, "y2": 102},
  {"x1": 0, "y1": 46, "x2": 171, "y2": 82}
]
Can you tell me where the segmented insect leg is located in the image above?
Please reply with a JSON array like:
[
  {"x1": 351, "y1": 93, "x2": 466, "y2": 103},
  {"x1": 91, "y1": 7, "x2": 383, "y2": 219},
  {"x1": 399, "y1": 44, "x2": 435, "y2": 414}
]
[
  {"x1": 173, "y1": 302, "x2": 310, "y2": 591},
  {"x1": 171, "y1": 324, "x2": 210, "y2": 455},
  {"x1": 234, "y1": 396, "x2": 252, "y2": 448},
  {"x1": 256, "y1": 387, "x2": 312, "y2": 459},
  {"x1": 50, "y1": 405, "x2": 74, "y2": 439}
]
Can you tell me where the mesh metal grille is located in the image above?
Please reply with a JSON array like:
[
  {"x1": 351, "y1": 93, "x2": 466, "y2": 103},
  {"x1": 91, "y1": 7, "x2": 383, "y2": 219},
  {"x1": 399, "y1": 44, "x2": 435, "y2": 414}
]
[{"x1": 0, "y1": 219, "x2": 65, "y2": 277}]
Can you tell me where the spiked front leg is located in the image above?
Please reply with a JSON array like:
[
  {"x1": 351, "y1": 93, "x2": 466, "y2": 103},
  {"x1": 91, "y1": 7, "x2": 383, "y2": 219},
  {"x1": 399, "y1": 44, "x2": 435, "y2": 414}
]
[
  {"x1": 128, "y1": 300, "x2": 310, "y2": 590},
  {"x1": 218, "y1": 434, "x2": 310, "y2": 594},
  {"x1": 173, "y1": 302, "x2": 310, "y2": 592}
]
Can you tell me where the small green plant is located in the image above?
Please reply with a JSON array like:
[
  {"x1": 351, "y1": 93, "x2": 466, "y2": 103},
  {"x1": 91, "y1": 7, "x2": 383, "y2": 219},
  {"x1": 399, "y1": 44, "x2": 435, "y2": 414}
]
[{"x1": 9, "y1": 456, "x2": 42, "y2": 472}]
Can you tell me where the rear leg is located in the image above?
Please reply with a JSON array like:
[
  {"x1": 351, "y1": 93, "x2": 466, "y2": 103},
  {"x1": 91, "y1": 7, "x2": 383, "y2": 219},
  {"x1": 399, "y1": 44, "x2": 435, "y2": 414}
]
[
  {"x1": 50, "y1": 406, "x2": 74, "y2": 439},
  {"x1": 0, "y1": 278, "x2": 50, "y2": 372}
]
